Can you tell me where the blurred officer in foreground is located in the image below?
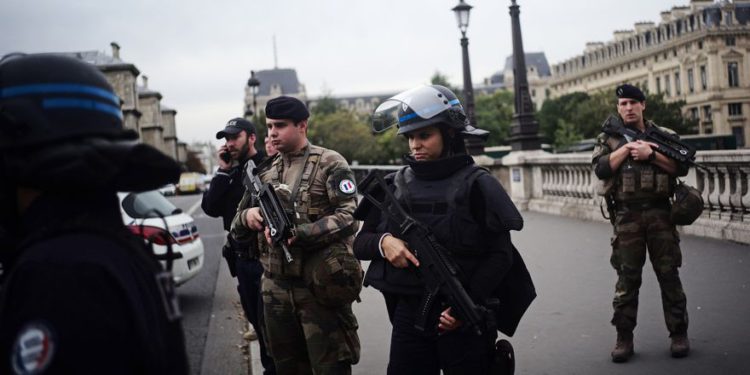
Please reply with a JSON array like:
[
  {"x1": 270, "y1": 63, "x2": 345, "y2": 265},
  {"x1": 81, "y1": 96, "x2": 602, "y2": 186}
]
[
  {"x1": 0, "y1": 53, "x2": 188, "y2": 374},
  {"x1": 592, "y1": 84, "x2": 690, "y2": 362},
  {"x1": 231, "y1": 96, "x2": 362, "y2": 374},
  {"x1": 201, "y1": 117, "x2": 275, "y2": 374},
  {"x1": 353, "y1": 85, "x2": 535, "y2": 374}
]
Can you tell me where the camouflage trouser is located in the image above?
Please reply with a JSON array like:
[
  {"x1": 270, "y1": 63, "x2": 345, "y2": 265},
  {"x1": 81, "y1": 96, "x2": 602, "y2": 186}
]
[
  {"x1": 261, "y1": 275, "x2": 360, "y2": 375},
  {"x1": 610, "y1": 207, "x2": 688, "y2": 336}
]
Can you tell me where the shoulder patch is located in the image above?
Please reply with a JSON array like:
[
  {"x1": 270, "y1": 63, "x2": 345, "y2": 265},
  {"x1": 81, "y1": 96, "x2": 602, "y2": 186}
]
[
  {"x1": 12, "y1": 322, "x2": 55, "y2": 375},
  {"x1": 329, "y1": 169, "x2": 357, "y2": 197}
]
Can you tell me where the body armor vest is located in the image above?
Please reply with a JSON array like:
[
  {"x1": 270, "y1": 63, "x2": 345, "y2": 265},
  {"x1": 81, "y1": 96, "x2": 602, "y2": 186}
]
[
  {"x1": 606, "y1": 133, "x2": 675, "y2": 203},
  {"x1": 391, "y1": 164, "x2": 486, "y2": 257},
  {"x1": 258, "y1": 150, "x2": 323, "y2": 277}
]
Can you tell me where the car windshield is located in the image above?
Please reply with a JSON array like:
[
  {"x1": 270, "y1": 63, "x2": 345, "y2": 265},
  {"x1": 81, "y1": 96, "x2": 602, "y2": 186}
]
[{"x1": 121, "y1": 190, "x2": 180, "y2": 218}]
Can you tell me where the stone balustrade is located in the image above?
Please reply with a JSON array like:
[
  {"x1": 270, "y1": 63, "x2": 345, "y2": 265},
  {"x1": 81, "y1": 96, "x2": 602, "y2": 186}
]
[{"x1": 351, "y1": 149, "x2": 750, "y2": 244}]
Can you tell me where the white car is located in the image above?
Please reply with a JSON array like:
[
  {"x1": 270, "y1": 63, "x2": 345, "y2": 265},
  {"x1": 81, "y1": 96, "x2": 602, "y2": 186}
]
[{"x1": 118, "y1": 190, "x2": 204, "y2": 286}]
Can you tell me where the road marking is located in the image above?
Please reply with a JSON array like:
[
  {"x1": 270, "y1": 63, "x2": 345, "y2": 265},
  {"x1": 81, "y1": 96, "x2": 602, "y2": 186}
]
[{"x1": 187, "y1": 199, "x2": 202, "y2": 216}]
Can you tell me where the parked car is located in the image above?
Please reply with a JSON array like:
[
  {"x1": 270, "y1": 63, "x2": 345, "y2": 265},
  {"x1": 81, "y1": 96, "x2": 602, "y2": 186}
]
[
  {"x1": 158, "y1": 183, "x2": 176, "y2": 196},
  {"x1": 118, "y1": 190, "x2": 204, "y2": 286},
  {"x1": 177, "y1": 172, "x2": 205, "y2": 194}
]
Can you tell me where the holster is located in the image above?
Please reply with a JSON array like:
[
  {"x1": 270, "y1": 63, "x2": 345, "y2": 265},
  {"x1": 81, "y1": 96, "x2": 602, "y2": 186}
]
[{"x1": 222, "y1": 239, "x2": 237, "y2": 278}]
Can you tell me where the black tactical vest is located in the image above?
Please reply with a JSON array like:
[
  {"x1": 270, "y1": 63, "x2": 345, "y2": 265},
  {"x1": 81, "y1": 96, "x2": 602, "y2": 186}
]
[{"x1": 390, "y1": 164, "x2": 487, "y2": 257}]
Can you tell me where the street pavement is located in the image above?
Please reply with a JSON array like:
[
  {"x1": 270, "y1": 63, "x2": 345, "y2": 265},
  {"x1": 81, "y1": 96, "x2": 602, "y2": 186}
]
[{"x1": 173, "y1": 192, "x2": 750, "y2": 375}]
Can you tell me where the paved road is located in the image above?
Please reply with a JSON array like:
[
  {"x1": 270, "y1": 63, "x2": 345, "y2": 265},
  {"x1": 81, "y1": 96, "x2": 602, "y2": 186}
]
[
  {"x1": 353, "y1": 211, "x2": 750, "y2": 374},
  {"x1": 167, "y1": 194, "x2": 232, "y2": 375},
  {"x1": 173, "y1": 189, "x2": 750, "y2": 375}
]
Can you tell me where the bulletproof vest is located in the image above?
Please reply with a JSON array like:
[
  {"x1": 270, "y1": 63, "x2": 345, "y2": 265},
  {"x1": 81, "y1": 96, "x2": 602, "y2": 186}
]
[
  {"x1": 258, "y1": 148, "x2": 324, "y2": 277},
  {"x1": 391, "y1": 164, "x2": 487, "y2": 257},
  {"x1": 606, "y1": 134, "x2": 675, "y2": 203}
]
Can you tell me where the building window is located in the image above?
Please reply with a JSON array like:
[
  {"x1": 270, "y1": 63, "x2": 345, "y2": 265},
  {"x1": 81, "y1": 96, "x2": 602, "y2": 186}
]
[
  {"x1": 690, "y1": 107, "x2": 699, "y2": 120},
  {"x1": 700, "y1": 65, "x2": 707, "y2": 90},
  {"x1": 656, "y1": 77, "x2": 661, "y2": 93},
  {"x1": 703, "y1": 105, "x2": 712, "y2": 122},
  {"x1": 728, "y1": 62, "x2": 740, "y2": 87},
  {"x1": 531, "y1": 89, "x2": 536, "y2": 97},
  {"x1": 728, "y1": 103, "x2": 743, "y2": 116},
  {"x1": 733, "y1": 126, "x2": 745, "y2": 148},
  {"x1": 688, "y1": 68, "x2": 695, "y2": 93},
  {"x1": 726, "y1": 36, "x2": 736, "y2": 46},
  {"x1": 665, "y1": 75, "x2": 671, "y2": 96},
  {"x1": 698, "y1": 41, "x2": 703, "y2": 49},
  {"x1": 675, "y1": 72, "x2": 682, "y2": 95}
]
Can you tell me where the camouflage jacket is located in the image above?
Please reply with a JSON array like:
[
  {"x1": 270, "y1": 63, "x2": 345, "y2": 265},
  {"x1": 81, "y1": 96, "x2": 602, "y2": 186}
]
[{"x1": 230, "y1": 143, "x2": 359, "y2": 275}]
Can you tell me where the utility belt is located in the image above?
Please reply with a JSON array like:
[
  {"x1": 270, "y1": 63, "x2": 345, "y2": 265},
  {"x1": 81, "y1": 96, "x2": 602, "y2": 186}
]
[{"x1": 616, "y1": 199, "x2": 671, "y2": 213}]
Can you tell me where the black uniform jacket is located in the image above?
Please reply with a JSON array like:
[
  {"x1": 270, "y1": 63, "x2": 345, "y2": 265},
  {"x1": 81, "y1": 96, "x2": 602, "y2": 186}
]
[{"x1": 0, "y1": 192, "x2": 188, "y2": 374}]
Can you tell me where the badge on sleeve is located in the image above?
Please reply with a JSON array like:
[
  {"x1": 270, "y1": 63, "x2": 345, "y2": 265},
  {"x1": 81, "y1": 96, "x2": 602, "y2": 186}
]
[
  {"x1": 329, "y1": 169, "x2": 357, "y2": 198},
  {"x1": 12, "y1": 322, "x2": 55, "y2": 375},
  {"x1": 339, "y1": 179, "x2": 356, "y2": 195}
]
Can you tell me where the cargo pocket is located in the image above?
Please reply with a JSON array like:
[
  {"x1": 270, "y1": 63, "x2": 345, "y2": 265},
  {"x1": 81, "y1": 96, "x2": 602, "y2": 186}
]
[{"x1": 336, "y1": 307, "x2": 361, "y2": 364}]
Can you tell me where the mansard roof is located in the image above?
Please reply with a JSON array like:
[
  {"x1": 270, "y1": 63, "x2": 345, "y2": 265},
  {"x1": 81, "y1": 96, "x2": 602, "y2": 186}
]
[{"x1": 255, "y1": 68, "x2": 303, "y2": 96}]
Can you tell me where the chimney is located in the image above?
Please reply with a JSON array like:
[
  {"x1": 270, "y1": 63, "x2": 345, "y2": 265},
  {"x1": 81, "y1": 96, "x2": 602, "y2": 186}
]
[
  {"x1": 142, "y1": 75, "x2": 148, "y2": 90},
  {"x1": 110, "y1": 42, "x2": 120, "y2": 59}
]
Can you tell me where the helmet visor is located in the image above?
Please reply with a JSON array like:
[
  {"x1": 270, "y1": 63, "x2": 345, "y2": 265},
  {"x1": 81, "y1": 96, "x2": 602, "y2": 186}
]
[{"x1": 371, "y1": 85, "x2": 461, "y2": 133}]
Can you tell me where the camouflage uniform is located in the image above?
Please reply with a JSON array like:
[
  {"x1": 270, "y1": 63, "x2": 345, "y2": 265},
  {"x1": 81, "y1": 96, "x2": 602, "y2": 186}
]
[
  {"x1": 231, "y1": 143, "x2": 360, "y2": 375},
  {"x1": 592, "y1": 120, "x2": 689, "y2": 337}
]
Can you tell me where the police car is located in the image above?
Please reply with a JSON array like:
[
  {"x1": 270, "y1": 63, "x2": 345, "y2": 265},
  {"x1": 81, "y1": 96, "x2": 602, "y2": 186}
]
[{"x1": 118, "y1": 190, "x2": 205, "y2": 286}]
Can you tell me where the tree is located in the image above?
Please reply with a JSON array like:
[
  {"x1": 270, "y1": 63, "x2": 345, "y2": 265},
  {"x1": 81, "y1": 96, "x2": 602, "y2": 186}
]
[
  {"x1": 474, "y1": 90, "x2": 515, "y2": 146},
  {"x1": 643, "y1": 92, "x2": 697, "y2": 135},
  {"x1": 308, "y1": 110, "x2": 381, "y2": 164},
  {"x1": 430, "y1": 71, "x2": 464, "y2": 103},
  {"x1": 311, "y1": 95, "x2": 339, "y2": 117},
  {"x1": 537, "y1": 92, "x2": 589, "y2": 143},
  {"x1": 553, "y1": 119, "x2": 584, "y2": 151}
]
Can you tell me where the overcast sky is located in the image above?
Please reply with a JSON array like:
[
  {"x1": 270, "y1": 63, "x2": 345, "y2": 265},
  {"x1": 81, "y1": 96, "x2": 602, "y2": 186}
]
[{"x1": 2, "y1": 0, "x2": 694, "y2": 144}]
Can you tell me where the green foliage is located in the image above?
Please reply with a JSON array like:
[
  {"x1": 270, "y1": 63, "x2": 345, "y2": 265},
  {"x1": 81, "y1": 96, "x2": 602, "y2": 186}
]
[
  {"x1": 311, "y1": 95, "x2": 339, "y2": 117},
  {"x1": 474, "y1": 90, "x2": 515, "y2": 146},
  {"x1": 643, "y1": 92, "x2": 697, "y2": 134},
  {"x1": 537, "y1": 92, "x2": 589, "y2": 143},
  {"x1": 308, "y1": 110, "x2": 383, "y2": 164},
  {"x1": 553, "y1": 119, "x2": 583, "y2": 151},
  {"x1": 537, "y1": 89, "x2": 696, "y2": 151}
]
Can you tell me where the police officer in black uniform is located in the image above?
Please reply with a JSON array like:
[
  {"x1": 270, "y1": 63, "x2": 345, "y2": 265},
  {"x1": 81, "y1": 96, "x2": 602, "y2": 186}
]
[
  {"x1": 353, "y1": 85, "x2": 535, "y2": 374},
  {"x1": 201, "y1": 117, "x2": 275, "y2": 374},
  {"x1": 0, "y1": 53, "x2": 188, "y2": 374}
]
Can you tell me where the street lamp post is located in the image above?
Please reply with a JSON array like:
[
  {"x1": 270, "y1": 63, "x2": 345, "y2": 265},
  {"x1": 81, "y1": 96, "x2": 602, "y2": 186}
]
[
  {"x1": 452, "y1": 0, "x2": 483, "y2": 155},
  {"x1": 508, "y1": 0, "x2": 541, "y2": 151},
  {"x1": 246, "y1": 70, "x2": 260, "y2": 120}
]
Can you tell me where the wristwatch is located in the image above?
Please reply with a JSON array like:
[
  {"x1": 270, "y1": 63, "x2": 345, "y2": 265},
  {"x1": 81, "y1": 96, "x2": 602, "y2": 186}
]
[{"x1": 647, "y1": 150, "x2": 657, "y2": 162}]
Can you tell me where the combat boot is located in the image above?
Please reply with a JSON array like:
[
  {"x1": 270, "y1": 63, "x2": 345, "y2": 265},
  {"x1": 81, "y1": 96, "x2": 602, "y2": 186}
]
[
  {"x1": 611, "y1": 331, "x2": 634, "y2": 363},
  {"x1": 670, "y1": 334, "x2": 690, "y2": 358}
]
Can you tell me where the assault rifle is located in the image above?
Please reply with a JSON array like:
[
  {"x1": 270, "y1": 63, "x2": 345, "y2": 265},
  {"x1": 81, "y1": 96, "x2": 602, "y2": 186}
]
[
  {"x1": 358, "y1": 170, "x2": 493, "y2": 336},
  {"x1": 244, "y1": 160, "x2": 294, "y2": 263},
  {"x1": 602, "y1": 115, "x2": 708, "y2": 171}
]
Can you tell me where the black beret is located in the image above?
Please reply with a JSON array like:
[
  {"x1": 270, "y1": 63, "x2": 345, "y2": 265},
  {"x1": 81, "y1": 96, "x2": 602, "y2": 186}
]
[
  {"x1": 265, "y1": 96, "x2": 310, "y2": 122},
  {"x1": 615, "y1": 84, "x2": 646, "y2": 102},
  {"x1": 216, "y1": 117, "x2": 256, "y2": 139}
]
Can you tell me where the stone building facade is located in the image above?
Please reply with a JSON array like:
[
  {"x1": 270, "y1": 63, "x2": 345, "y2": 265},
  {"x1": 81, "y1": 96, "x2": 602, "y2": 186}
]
[
  {"x1": 66, "y1": 43, "x2": 185, "y2": 162},
  {"x1": 547, "y1": 0, "x2": 750, "y2": 147}
]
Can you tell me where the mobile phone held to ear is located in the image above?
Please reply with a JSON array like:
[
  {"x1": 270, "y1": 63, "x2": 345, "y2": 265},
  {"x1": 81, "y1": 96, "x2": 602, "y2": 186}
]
[{"x1": 220, "y1": 151, "x2": 231, "y2": 163}]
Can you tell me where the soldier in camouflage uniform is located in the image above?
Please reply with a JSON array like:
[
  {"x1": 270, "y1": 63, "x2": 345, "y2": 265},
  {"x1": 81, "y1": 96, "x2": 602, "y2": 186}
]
[
  {"x1": 231, "y1": 96, "x2": 362, "y2": 375},
  {"x1": 592, "y1": 84, "x2": 690, "y2": 363}
]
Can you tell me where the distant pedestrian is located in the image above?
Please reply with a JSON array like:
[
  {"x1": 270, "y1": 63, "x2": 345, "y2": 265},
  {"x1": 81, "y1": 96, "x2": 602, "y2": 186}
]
[{"x1": 592, "y1": 84, "x2": 691, "y2": 362}]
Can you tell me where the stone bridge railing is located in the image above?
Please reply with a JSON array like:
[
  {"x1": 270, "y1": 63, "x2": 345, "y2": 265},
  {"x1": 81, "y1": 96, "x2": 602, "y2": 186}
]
[{"x1": 351, "y1": 150, "x2": 750, "y2": 244}]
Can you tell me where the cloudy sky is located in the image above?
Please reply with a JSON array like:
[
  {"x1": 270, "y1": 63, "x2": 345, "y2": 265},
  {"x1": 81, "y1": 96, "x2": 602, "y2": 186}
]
[{"x1": 2, "y1": 0, "x2": 690, "y2": 144}]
